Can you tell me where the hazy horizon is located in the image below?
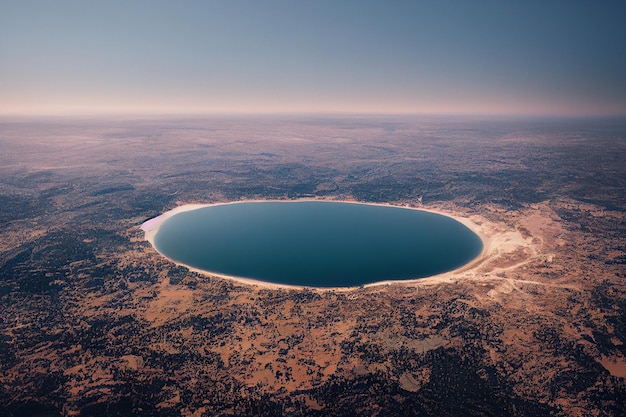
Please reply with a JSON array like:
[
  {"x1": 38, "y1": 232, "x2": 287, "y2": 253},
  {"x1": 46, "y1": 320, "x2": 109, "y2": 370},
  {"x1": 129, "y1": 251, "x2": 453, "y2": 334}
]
[{"x1": 2, "y1": 1, "x2": 626, "y2": 117}]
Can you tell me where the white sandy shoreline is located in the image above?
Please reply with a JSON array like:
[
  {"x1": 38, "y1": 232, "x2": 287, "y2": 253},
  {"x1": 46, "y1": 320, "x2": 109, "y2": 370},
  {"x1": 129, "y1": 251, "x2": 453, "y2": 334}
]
[{"x1": 141, "y1": 199, "x2": 490, "y2": 291}]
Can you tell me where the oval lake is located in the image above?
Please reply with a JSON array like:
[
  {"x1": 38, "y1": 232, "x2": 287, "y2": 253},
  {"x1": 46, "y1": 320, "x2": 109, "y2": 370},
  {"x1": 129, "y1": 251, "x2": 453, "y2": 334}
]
[{"x1": 152, "y1": 201, "x2": 483, "y2": 287}]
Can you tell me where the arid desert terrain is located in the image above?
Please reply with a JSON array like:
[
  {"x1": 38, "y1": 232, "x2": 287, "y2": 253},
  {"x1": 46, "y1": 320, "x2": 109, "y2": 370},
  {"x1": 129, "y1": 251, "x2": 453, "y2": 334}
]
[{"x1": 0, "y1": 115, "x2": 625, "y2": 416}]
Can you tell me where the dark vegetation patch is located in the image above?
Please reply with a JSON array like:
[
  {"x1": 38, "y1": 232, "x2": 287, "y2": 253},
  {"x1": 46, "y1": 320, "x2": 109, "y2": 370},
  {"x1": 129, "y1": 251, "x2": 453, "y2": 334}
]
[
  {"x1": 302, "y1": 349, "x2": 556, "y2": 417},
  {"x1": 92, "y1": 183, "x2": 135, "y2": 196},
  {"x1": 0, "y1": 195, "x2": 44, "y2": 223}
]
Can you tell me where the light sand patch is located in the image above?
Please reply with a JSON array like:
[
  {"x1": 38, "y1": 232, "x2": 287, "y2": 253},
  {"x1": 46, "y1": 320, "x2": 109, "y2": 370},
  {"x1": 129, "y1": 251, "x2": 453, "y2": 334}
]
[
  {"x1": 143, "y1": 276, "x2": 195, "y2": 325},
  {"x1": 399, "y1": 369, "x2": 431, "y2": 392},
  {"x1": 121, "y1": 355, "x2": 144, "y2": 370},
  {"x1": 599, "y1": 355, "x2": 626, "y2": 378},
  {"x1": 141, "y1": 203, "x2": 209, "y2": 243}
]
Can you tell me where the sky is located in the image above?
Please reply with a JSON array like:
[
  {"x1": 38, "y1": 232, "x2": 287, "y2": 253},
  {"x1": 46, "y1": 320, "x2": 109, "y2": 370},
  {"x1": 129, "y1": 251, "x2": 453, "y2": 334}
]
[{"x1": 1, "y1": 0, "x2": 625, "y2": 116}]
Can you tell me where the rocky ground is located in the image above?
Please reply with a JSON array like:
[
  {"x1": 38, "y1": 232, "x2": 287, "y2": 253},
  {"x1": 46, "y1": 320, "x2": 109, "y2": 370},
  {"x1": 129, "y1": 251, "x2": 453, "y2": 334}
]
[{"x1": 0, "y1": 115, "x2": 625, "y2": 416}]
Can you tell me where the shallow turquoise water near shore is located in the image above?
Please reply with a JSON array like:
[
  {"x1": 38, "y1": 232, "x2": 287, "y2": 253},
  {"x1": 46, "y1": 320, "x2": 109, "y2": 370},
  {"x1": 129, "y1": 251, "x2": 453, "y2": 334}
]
[{"x1": 152, "y1": 201, "x2": 483, "y2": 287}]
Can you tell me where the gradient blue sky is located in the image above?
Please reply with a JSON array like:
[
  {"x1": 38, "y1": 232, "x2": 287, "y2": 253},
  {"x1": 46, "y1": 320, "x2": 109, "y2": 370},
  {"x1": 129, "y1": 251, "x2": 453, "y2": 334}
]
[{"x1": 1, "y1": 0, "x2": 625, "y2": 116}]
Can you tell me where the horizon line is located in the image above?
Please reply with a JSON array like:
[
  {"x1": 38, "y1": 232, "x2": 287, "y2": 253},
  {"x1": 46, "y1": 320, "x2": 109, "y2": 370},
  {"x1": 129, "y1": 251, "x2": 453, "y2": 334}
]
[{"x1": 1, "y1": 109, "x2": 626, "y2": 119}]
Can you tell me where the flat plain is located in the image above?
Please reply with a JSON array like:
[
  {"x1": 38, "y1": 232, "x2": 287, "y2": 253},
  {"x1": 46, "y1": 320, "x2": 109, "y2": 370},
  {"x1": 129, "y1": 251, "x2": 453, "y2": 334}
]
[{"x1": 0, "y1": 115, "x2": 625, "y2": 416}]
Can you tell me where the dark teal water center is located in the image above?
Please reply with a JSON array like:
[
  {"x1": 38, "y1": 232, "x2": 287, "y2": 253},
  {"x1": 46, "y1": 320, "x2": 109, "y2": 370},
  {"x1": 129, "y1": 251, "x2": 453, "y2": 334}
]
[{"x1": 153, "y1": 201, "x2": 483, "y2": 287}]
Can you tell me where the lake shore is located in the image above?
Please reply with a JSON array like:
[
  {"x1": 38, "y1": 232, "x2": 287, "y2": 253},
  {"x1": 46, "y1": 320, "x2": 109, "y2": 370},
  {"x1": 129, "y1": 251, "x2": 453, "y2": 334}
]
[{"x1": 141, "y1": 199, "x2": 495, "y2": 291}]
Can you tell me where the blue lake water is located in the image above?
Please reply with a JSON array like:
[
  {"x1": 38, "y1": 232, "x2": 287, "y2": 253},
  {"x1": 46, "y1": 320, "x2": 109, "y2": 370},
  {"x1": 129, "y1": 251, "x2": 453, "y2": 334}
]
[{"x1": 152, "y1": 201, "x2": 483, "y2": 287}]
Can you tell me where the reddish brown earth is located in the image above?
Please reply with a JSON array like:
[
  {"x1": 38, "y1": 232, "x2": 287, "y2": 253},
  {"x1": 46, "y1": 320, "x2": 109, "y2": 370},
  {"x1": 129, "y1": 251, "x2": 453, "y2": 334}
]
[{"x1": 0, "y1": 116, "x2": 624, "y2": 416}]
